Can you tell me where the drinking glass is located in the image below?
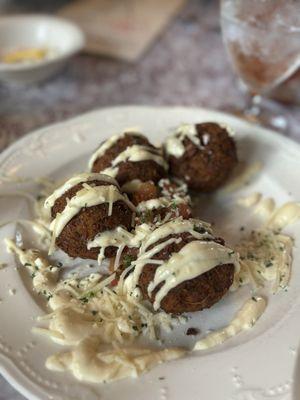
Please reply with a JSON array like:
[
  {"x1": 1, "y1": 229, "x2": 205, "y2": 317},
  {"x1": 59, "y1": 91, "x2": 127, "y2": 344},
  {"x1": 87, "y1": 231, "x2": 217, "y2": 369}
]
[{"x1": 221, "y1": 0, "x2": 300, "y2": 131}]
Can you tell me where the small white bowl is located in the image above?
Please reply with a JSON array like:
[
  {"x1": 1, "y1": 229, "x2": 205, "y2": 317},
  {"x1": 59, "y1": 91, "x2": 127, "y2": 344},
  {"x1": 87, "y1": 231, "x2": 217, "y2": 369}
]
[{"x1": 0, "y1": 15, "x2": 85, "y2": 84}]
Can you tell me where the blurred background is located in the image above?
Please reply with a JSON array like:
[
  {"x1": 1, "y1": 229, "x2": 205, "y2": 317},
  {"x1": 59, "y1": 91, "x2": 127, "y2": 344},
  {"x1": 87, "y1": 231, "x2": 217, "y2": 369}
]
[{"x1": 0, "y1": 0, "x2": 300, "y2": 156}]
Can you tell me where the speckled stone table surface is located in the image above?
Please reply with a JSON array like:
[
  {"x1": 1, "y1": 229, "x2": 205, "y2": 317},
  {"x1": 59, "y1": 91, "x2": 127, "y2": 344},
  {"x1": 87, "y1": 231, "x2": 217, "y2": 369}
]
[{"x1": 0, "y1": 0, "x2": 300, "y2": 399}]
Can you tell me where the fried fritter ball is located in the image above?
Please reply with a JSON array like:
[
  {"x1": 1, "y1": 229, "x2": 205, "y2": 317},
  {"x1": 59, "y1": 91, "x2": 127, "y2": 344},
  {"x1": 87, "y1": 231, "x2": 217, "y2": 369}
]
[
  {"x1": 89, "y1": 132, "x2": 168, "y2": 186},
  {"x1": 116, "y1": 218, "x2": 236, "y2": 314},
  {"x1": 164, "y1": 123, "x2": 237, "y2": 192},
  {"x1": 138, "y1": 231, "x2": 234, "y2": 314},
  {"x1": 47, "y1": 174, "x2": 135, "y2": 260},
  {"x1": 127, "y1": 179, "x2": 192, "y2": 225}
]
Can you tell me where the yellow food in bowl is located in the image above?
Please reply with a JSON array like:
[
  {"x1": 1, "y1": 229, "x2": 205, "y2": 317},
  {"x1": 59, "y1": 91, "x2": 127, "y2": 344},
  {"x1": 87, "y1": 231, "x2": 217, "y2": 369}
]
[{"x1": 2, "y1": 48, "x2": 48, "y2": 64}]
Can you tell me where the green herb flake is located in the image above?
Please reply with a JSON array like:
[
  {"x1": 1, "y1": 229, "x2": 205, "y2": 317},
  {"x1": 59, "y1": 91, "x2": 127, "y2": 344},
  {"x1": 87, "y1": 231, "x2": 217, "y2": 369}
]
[
  {"x1": 80, "y1": 297, "x2": 88, "y2": 304},
  {"x1": 171, "y1": 202, "x2": 177, "y2": 210},
  {"x1": 193, "y1": 225, "x2": 206, "y2": 234},
  {"x1": 123, "y1": 255, "x2": 135, "y2": 268},
  {"x1": 265, "y1": 261, "x2": 273, "y2": 268}
]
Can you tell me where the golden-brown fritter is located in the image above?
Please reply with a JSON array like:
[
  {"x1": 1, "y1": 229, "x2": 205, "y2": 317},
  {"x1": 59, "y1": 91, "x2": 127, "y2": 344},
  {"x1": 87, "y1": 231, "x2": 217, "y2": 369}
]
[
  {"x1": 165, "y1": 123, "x2": 237, "y2": 192},
  {"x1": 51, "y1": 179, "x2": 134, "y2": 259},
  {"x1": 138, "y1": 232, "x2": 234, "y2": 314},
  {"x1": 91, "y1": 133, "x2": 167, "y2": 186}
]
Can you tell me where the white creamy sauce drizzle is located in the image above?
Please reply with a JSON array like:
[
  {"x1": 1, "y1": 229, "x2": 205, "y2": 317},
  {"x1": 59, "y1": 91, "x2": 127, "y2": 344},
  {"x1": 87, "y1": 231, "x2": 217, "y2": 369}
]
[
  {"x1": 233, "y1": 194, "x2": 300, "y2": 293},
  {"x1": 46, "y1": 336, "x2": 186, "y2": 384},
  {"x1": 239, "y1": 193, "x2": 300, "y2": 232},
  {"x1": 148, "y1": 240, "x2": 239, "y2": 311},
  {"x1": 6, "y1": 239, "x2": 184, "y2": 383},
  {"x1": 238, "y1": 192, "x2": 276, "y2": 220},
  {"x1": 6, "y1": 239, "x2": 59, "y2": 297},
  {"x1": 87, "y1": 227, "x2": 136, "y2": 250},
  {"x1": 139, "y1": 218, "x2": 211, "y2": 253},
  {"x1": 267, "y1": 202, "x2": 300, "y2": 231},
  {"x1": 136, "y1": 196, "x2": 184, "y2": 213},
  {"x1": 44, "y1": 172, "x2": 118, "y2": 214},
  {"x1": 233, "y1": 230, "x2": 293, "y2": 293},
  {"x1": 88, "y1": 129, "x2": 143, "y2": 170},
  {"x1": 122, "y1": 218, "x2": 239, "y2": 310},
  {"x1": 254, "y1": 198, "x2": 276, "y2": 220},
  {"x1": 87, "y1": 223, "x2": 152, "y2": 265},
  {"x1": 164, "y1": 124, "x2": 201, "y2": 158},
  {"x1": 100, "y1": 145, "x2": 167, "y2": 179},
  {"x1": 48, "y1": 184, "x2": 135, "y2": 255},
  {"x1": 194, "y1": 297, "x2": 266, "y2": 350},
  {"x1": 221, "y1": 161, "x2": 262, "y2": 193},
  {"x1": 237, "y1": 192, "x2": 262, "y2": 207},
  {"x1": 220, "y1": 123, "x2": 235, "y2": 138}
]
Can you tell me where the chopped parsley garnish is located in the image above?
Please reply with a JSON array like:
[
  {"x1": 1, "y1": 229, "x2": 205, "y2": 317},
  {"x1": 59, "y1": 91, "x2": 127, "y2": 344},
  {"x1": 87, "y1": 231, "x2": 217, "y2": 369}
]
[
  {"x1": 265, "y1": 261, "x2": 273, "y2": 268},
  {"x1": 247, "y1": 253, "x2": 256, "y2": 260},
  {"x1": 171, "y1": 201, "x2": 177, "y2": 209},
  {"x1": 123, "y1": 255, "x2": 135, "y2": 268},
  {"x1": 140, "y1": 210, "x2": 153, "y2": 223},
  {"x1": 80, "y1": 291, "x2": 95, "y2": 303},
  {"x1": 193, "y1": 225, "x2": 206, "y2": 234}
]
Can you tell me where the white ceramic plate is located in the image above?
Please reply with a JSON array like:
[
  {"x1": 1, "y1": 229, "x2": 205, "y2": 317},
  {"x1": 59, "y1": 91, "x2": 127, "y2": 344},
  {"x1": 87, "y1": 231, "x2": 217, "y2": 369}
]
[{"x1": 0, "y1": 106, "x2": 300, "y2": 400}]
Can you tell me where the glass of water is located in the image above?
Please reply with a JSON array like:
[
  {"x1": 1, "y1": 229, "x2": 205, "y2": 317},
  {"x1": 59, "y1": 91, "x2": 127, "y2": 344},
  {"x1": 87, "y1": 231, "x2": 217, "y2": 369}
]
[{"x1": 221, "y1": 0, "x2": 300, "y2": 131}]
